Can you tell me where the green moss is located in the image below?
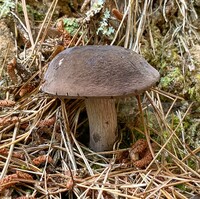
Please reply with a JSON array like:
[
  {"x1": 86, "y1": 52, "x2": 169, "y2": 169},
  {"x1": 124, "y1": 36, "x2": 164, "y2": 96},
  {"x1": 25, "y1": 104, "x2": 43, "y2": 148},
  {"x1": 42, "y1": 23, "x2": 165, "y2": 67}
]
[
  {"x1": 141, "y1": 22, "x2": 200, "y2": 102},
  {"x1": 187, "y1": 72, "x2": 200, "y2": 102},
  {"x1": 159, "y1": 67, "x2": 184, "y2": 91},
  {"x1": 17, "y1": 3, "x2": 45, "y2": 21},
  {"x1": 160, "y1": 76, "x2": 172, "y2": 88},
  {"x1": 175, "y1": 184, "x2": 187, "y2": 191}
]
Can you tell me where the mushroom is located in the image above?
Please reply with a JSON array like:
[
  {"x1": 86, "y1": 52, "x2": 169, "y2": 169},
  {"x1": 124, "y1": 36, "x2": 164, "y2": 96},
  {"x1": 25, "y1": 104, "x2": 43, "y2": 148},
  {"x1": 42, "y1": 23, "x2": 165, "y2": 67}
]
[{"x1": 41, "y1": 45, "x2": 160, "y2": 152}]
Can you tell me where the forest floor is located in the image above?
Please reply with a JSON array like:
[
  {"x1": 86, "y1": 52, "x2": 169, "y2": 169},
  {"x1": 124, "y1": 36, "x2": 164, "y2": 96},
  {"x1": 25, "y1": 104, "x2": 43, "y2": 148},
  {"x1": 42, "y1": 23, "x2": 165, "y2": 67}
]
[{"x1": 0, "y1": 0, "x2": 199, "y2": 198}]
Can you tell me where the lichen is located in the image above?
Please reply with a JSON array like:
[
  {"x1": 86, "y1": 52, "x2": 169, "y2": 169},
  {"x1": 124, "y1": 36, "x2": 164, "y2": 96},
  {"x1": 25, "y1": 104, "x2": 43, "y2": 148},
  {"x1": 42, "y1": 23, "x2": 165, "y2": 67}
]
[
  {"x1": 0, "y1": 0, "x2": 15, "y2": 18},
  {"x1": 97, "y1": 8, "x2": 115, "y2": 38},
  {"x1": 63, "y1": 18, "x2": 80, "y2": 36}
]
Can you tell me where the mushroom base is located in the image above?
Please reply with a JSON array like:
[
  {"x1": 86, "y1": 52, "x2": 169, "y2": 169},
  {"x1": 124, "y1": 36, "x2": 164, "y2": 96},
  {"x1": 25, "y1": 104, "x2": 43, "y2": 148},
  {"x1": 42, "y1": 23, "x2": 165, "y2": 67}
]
[{"x1": 85, "y1": 98, "x2": 117, "y2": 152}]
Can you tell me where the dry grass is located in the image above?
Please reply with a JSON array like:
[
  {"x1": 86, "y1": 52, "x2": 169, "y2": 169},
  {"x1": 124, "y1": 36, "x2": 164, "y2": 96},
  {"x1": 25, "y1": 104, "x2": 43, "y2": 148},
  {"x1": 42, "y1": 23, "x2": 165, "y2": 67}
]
[
  {"x1": 0, "y1": 0, "x2": 199, "y2": 198},
  {"x1": 0, "y1": 87, "x2": 199, "y2": 198}
]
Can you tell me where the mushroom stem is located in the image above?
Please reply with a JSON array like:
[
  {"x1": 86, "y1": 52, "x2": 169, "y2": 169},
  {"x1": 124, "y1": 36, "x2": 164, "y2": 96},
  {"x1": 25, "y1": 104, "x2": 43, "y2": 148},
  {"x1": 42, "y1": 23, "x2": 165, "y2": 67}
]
[{"x1": 85, "y1": 98, "x2": 117, "y2": 152}]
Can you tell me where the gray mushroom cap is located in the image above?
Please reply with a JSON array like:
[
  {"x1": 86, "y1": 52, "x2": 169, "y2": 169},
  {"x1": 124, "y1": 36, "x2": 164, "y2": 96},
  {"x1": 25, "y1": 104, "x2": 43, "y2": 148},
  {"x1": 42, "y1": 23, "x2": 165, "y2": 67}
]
[{"x1": 41, "y1": 45, "x2": 160, "y2": 98}]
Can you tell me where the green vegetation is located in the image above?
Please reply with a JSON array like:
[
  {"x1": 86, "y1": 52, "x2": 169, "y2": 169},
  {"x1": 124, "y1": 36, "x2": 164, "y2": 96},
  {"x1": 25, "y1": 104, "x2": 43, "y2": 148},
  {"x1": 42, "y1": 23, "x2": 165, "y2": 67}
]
[
  {"x1": 0, "y1": 0, "x2": 199, "y2": 198},
  {"x1": 0, "y1": 0, "x2": 15, "y2": 18},
  {"x1": 97, "y1": 9, "x2": 115, "y2": 38},
  {"x1": 63, "y1": 18, "x2": 80, "y2": 35}
]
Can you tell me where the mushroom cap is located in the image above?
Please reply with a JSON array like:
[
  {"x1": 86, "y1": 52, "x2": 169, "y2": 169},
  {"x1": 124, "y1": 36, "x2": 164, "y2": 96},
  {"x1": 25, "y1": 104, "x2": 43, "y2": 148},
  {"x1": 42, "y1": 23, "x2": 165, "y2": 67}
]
[{"x1": 41, "y1": 45, "x2": 160, "y2": 98}]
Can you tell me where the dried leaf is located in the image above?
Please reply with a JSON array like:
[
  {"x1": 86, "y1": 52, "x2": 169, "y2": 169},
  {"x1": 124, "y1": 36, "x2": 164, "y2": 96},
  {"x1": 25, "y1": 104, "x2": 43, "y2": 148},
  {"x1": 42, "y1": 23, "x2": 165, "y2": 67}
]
[
  {"x1": 0, "y1": 148, "x2": 24, "y2": 159},
  {"x1": 0, "y1": 100, "x2": 15, "y2": 107},
  {"x1": 37, "y1": 117, "x2": 56, "y2": 127},
  {"x1": 49, "y1": 45, "x2": 64, "y2": 61},
  {"x1": 19, "y1": 84, "x2": 35, "y2": 97},
  {"x1": 0, "y1": 116, "x2": 19, "y2": 126},
  {"x1": 7, "y1": 58, "x2": 18, "y2": 83},
  {"x1": 130, "y1": 139, "x2": 148, "y2": 154},
  {"x1": 133, "y1": 148, "x2": 153, "y2": 168},
  {"x1": 112, "y1": 8, "x2": 123, "y2": 21},
  {"x1": 130, "y1": 139, "x2": 153, "y2": 168},
  {"x1": 0, "y1": 173, "x2": 18, "y2": 192},
  {"x1": 66, "y1": 178, "x2": 74, "y2": 190},
  {"x1": 0, "y1": 171, "x2": 32, "y2": 192},
  {"x1": 32, "y1": 155, "x2": 53, "y2": 166},
  {"x1": 16, "y1": 171, "x2": 33, "y2": 180}
]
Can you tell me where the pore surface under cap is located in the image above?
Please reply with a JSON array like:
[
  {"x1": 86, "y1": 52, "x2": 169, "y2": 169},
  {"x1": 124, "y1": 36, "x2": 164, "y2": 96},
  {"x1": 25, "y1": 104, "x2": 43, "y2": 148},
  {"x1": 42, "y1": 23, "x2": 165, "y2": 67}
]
[{"x1": 41, "y1": 45, "x2": 160, "y2": 98}]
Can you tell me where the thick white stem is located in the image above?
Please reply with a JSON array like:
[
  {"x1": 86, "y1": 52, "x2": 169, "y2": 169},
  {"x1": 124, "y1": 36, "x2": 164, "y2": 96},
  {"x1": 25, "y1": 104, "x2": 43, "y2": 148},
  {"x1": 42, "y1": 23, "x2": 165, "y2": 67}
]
[{"x1": 85, "y1": 98, "x2": 117, "y2": 152}]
